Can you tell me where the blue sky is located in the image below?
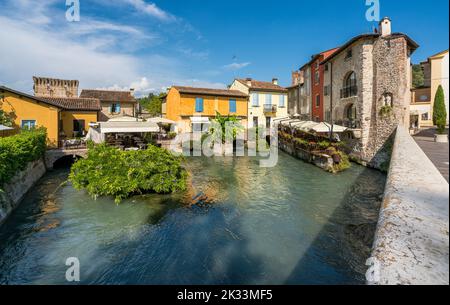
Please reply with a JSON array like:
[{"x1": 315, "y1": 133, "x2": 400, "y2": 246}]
[{"x1": 0, "y1": 0, "x2": 448, "y2": 96}]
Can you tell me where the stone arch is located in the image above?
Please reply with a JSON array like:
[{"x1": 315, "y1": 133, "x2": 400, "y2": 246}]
[
  {"x1": 343, "y1": 71, "x2": 357, "y2": 88},
  {"x1": 52, "y1": 155, "x2": 83, "y2": 169}
]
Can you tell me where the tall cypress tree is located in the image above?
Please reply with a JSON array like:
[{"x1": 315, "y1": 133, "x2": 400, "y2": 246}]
[{"x1": 433, "y1": 85, "x2": 447, "y2": 134}]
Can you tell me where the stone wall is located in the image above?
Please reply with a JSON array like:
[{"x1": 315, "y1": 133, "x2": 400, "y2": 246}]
[
  {"x1": 0, "y1": 158, "x2": 46, "y2": 225},
  {"x1": 327, "y1": 35, "x2": 411, "y2": 169},
  {"x1": 368, "y1": 126, "x2": 449, "y2": 285},
  {"x1": 363, "y1": 36, "x2": 411, "y2": 168}
]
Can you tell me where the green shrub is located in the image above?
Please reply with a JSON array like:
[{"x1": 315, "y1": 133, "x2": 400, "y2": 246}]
[
  {"x1": 0, "y1": 128, "x2": 47, "y2": 186},
  {"x1": 433, "y1": 85, "x2": 447, "y2": 134},
  {"x1": 69, "y1": 143, "x2": 187, "y2": 203}
]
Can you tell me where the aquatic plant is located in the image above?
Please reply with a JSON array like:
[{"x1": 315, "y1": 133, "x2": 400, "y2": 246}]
[{"x1": 69, "y1": 143, "x2": 187, "y2": 203}]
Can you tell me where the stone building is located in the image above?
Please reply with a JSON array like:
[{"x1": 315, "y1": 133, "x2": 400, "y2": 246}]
[
  {"x1": 80, "y1": 89, "x2": 137, "y2": 122},
  {"x1": 33, "y1": 77, "x2": 79, "y2": 98},
  {"x1": 287, "y1": 68, "x2": 311, "y2": 121},
  {"x1": 321, "y1": 18, "x2": 419, "y2": 168}
]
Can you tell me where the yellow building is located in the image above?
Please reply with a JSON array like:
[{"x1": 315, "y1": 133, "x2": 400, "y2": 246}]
[
  {"x1": 411, "y1": 50, "x2": 449, "y2": 128},
  {"x1": 0, "y1": 86, "x2": 100, "y2": 147},
  {"x1": 163, "y1": 86, "x2": 248, "y2": 133},
  {"x1": 229, "y1": 78, "x2": 289, "y2": 129}
]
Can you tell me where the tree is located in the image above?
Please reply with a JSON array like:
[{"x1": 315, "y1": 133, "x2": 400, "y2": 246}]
[
  {"x1": 208, "y1": 111, "x2": 244, "y2": 144},
  {"x1": 138, "y1": 93, "x2": 164, "y2": 117},
  {"x1": 412, "y1": 64, "x2": 425, "y2": 88},
  {"x1": 433, "y1": 85, "x2": 447, "y2": 134},
  {"x1": 0, "y1": 94, "x2": 15, "y2": 127}
]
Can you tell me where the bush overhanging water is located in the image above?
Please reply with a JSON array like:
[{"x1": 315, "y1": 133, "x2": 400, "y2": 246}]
[{"x1": 69, "y1": 143, "x2": 187, "y2": 203}]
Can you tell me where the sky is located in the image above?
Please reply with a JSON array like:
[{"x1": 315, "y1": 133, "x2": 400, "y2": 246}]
[{"x1": 0, "y1": 0, "x2": 448, "y2": 97}]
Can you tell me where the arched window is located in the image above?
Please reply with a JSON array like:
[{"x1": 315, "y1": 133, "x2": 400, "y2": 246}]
[
  {"x1": 341, "y1": 72, "x2": 357, "y2": 98},
  {"x1": 345, "y1": 103, "x2": 356, "y2": 120},
  {"x1": 344, "y1": 72, "x2": 356, "y2": 88}
]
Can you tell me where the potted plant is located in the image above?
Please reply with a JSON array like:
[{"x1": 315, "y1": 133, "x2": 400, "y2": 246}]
[{"x1": 433, "y1": 85, "x2": 448, "y2": 143}]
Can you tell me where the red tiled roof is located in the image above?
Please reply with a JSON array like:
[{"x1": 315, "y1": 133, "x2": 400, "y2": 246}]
[
  {"x1": 172, "y1": 86, "x2": 248, "y2": 98},
  {"x1": 40, "y1": 97, "x2": 101, "y2": 111},
  {"x1": 80, "y1": 89, "x2": 137, "y2": 103},
  {"x1": 236, "y1": 79, "x2": 288, "y2": 93},
  {"x1": 0, "y1": 85, "x2": 100, "y2": 111}
]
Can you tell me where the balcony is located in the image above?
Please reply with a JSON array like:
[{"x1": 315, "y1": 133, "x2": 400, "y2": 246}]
[
  {"x1": 340, "y1": 85, "x2": 358, "y2": 99},
  {"x1": 264, "y1": 104, "x2": 277, "y2": 113}
]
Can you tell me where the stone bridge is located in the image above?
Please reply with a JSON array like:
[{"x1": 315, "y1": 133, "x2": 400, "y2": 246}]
[{"x1": 44, "y1": 148, "x2": 88, "y2": 169}]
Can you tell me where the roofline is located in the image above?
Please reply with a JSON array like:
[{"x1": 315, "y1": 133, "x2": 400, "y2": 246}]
[
  {"x1": 428, "y1": 49, "x2": 449, "y2": 60},
  {"x1": 234, "y1": 79, "x2": 288, "y2": 93},
  {"x1": 0, "y1": 85, "x2": 63, "y2": 109},
  {"x1": 299, "y1": 47, "x2": 340, "y2": 70},
  {"x1": 0, "y1": 85, "x2": 101, "y2": 111},
  {"x1": 171, "y1": 86, "x2": 249, "y2": 98},
  {"x1": 321, "y1": 33, "x2": 419, "y2": 65}
]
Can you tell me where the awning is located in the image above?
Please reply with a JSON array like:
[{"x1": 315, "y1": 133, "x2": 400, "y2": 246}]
[
  {"x1": 0, "y1": 124, "x2": 14, "y2": 131},
  {"x1": 108, "y1": 116, "x2": 144, "y2": 122},
  {"x1": 191, "y1": 117, "x2": 211, "y2": 124},
  {"x1": 148, "y1": 117, "x2": 176, "y2": 125},
  {"x1": 283, "y1": 121, "x2": 348, "y2": 133},
  {"x1": 99, "y1": 121, "x2": 159, "y2": 134}
]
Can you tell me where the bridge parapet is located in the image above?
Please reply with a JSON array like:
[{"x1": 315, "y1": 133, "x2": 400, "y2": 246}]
[{"x1": 44, "y1": 149, "x2": 88, "y2": 169}]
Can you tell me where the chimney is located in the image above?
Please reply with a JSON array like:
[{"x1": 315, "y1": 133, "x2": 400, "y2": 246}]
[
  {"x1": 130, "y1": 88, "x2": 135, "y2": 96},
  {"x1": 379, "y1": 17, "x2": 392, "y2": 37},
  {"x1": 272, "y1": 78, "x2": 278, "y2": 86},
  {"x1": 245, "y1": 78, "x2": 252, "y2": 87}
]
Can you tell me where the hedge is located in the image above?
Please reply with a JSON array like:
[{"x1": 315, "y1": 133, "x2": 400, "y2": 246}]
[{"x1": 0, "y1": 128, "x2": 47, "y2": 186}]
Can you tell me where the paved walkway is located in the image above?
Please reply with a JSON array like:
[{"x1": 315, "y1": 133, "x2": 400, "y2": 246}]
[{"x1": 413, "y1": 128, "x2": 449, "y2": 182}]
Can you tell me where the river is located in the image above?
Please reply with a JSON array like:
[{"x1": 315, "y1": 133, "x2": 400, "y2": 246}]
[{"x1": 0, "y1": 152, "x2": 386, "y2": 284}]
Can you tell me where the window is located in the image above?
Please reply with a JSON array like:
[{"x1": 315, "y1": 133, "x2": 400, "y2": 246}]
[
  {"x1": 266, "y1": 117, "x2": 271, "y2": 128},
  {"x1": 195, "y1": 97, "x2": 204, "y2": 112},
  {"x1": 325, "y1": 111, "x2": 331, "y2": 123},
  {"x1": 266, "y1": 94, "x2": 272, "y2": 105},
  {"x1": 314, "y1": 71, "x2": 320, "y2": 84},
  {"x1": 253, "y1": 117, "x2": 259, "y2": 128},
  {"x1": 421, "y1": 112, "x2": 429, "y2": 121},
  {"x1": 314, "y1": 116, "x2": 320, "y2": 122},
  {"x1": 73, "y1": 120, "x2": 85, "y2": 132},
  {"x1": 345, "y1": 104, "x2": 356, "y2": 120},
  {"x1": 420, "y1": 95, "x2": 429, "y2": 101},
  {"x1": 341, "y1": 71, "x2": 358, "y2": 98},
  {"x1": 279, "y1": 95, "x2": 285, "y2": 107},
  {"x1": 345, "y1": 49, "x2": 353, "y2": 59},
  {"x1": 21, "y1": 120, "x2": 36, "y2": 129},
  {"x1": 229, "y1": 99, "x2": 237, "y2": 113},
  {"x1": 324, "y1": 64, "x2": 329, "y2": 72},
  {"x1": 315, "y1": 95, "x2": 320, "y2": 107},
  {"x1": 324, "y1": 85, "x2": 330, "y2": 96},
  {"x1": 110, "y1": 103, "x2": 121, "y2": 114},
  {"x1": 252, "y1": 93, "x2": 259, "y2": 106}
]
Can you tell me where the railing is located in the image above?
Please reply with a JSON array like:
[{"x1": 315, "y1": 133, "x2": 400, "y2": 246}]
[
  {"x1": 264, "y1": 104, "x2": 277, "y2": 113},
  {"x1": 60, "y1": 139, "x2": 87, "y2": 150},
  {"x1": 340, "y1": 85, "x2": 358, "y2": 98},
  {"x1": 336, "y1": 119, "x2": 361, "y2": 129}
]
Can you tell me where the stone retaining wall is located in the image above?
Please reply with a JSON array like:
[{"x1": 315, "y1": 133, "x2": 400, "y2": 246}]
[
  {"x1": 368, "y1": 126, "x2": 449, "y2": 285},
  {"x1": 0, "y1": 158, "x2": 46, "y2": 225}
]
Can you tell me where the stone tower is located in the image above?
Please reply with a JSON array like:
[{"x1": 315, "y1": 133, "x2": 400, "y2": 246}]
[{"x1": 33, "y1": 77, "x2": 79, "y2": 98}]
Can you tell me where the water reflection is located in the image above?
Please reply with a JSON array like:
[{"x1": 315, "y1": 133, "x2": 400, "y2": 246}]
[{"x1": 0, "y1": 153, "x2": 386, "y2": 285}]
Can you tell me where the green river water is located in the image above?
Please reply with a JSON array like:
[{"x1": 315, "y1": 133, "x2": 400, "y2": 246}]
[{"x1": 0, "y1": 152, "x2": 386, "y2": 284}]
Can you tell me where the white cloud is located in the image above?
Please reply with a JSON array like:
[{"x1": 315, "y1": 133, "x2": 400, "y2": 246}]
[
  {"x1": 0, "y1": 0, "x2": 222, "y2": 98},
  {"x1": 223, "y1": 62, "x2": 251, "y2": 71},
  {"x1": 123, "y1": 0, "x2": 175, "y2": 22}
]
